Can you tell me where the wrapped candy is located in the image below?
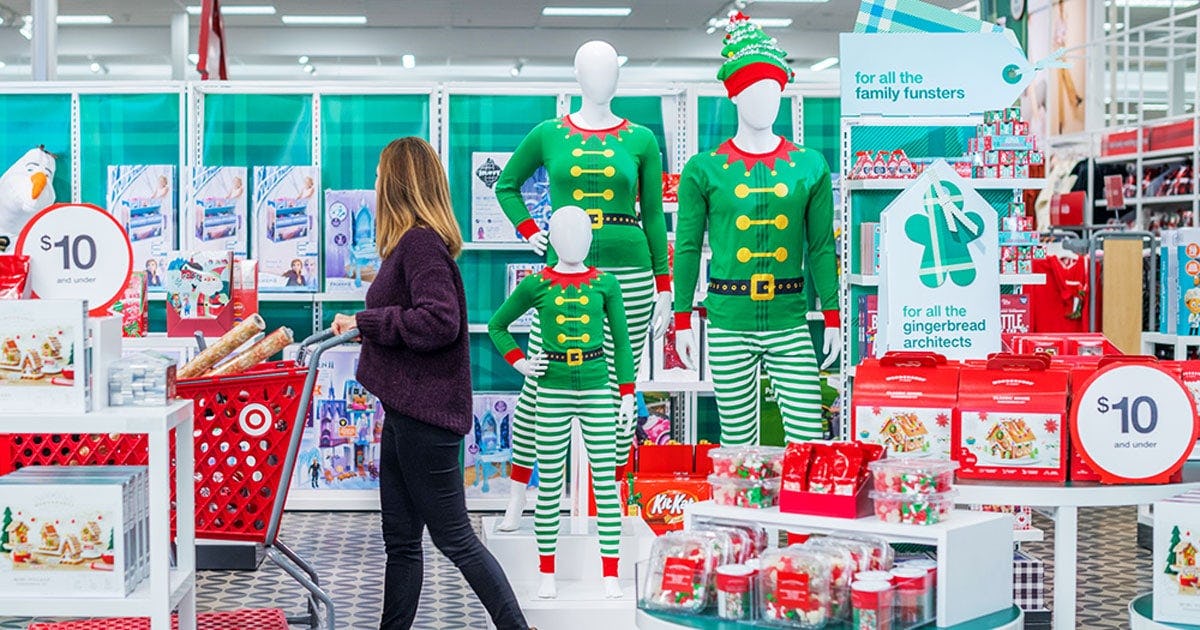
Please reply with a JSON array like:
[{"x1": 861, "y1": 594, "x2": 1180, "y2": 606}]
[
  {"x1": 694, "y1": 523, "x2": 768, "y2": 564},
  {"x1": 640, "y1": 530, "x2": 732, "y2": 613},
  {"x1": 892, "y1": 566, "x2": 934, "y2": 625},
  {"x1": 871, "y1": 490, "x2": 956, "y2": 525},
  {"x1": 851, "y1": 581, "x2": 894, "y2": 630},
  {"x1": 709, "y1": 446, "x2": 785, "y2": 480},
  {"x1": 716, "y1": 564, "x2": 758, "y2": 621},
  {"x1": 179, "y1": 313, "x2": 266, "y2": 378},
  {"x1": 709, "y1": 474, "x2": 780, "y2": 509},
  {"x1": 868, "y1": 459, "x2": 956, "y2": 495},
  {"x1": 206, "y1": 326, "x2": 294, "y2": 377},
  {"x1": 795, "y1": 542, "x2": 855, "y2": 620},
  {"x1": 759, "y1": 547, "x2": 833, "y2": 627}
]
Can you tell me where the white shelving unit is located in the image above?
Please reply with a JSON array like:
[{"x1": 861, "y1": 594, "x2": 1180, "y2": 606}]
[
  {"x1": 1141, "y1": 331, "x2": 1200, "y2": 358},
  {"x1": 0, "y1": 401, "x2": 196, "y2": 630},
  {"x1": 845, "y1": 177, "x2": 1046, "y2": 191},
  {"x1": 684, "y1": 501, "x2": 1015, "y2": 627}
]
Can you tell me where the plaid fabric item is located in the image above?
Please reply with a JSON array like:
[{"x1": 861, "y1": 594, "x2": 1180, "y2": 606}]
[
  {"x1": 320, "y1": 93, "x2": 430, "y2": 191},
  {"x1": 0, "y1": 93, "x2": 72, "y2": 203},
  {"x1": 79, "y1": 92, "x2": 181, "y2": 206},
  {"x1": 696, "y1": 95, "x2": 795, "y2": 151},
  {"x1": 855, "y1": 0, "x2": 1005, "y2": 34},
  {"x1": 202, "y1": 93, "x2": 313, "y2": 166},
  {"x1": 1013, "y1": 550, "x2": 1046, "y2": 610},
  {"x1": 802, "y1": 97, "x2": 840, "y2": 174}
]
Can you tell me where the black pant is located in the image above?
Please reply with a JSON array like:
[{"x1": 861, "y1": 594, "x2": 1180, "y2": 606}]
[{"x1": 379, "y1": 409, "x2": 528, "y2": 630}]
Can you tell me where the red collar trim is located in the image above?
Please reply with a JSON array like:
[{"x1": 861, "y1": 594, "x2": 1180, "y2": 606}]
[
  {"x1": 715, "y1": 137, "x2": 799, "y2": 172},
  {"x1": 562, "y1": 115, "x2": 631, "y2": 143},
  {"x1": 541, "y1": 266, "x2": 601, "y2": 290}
]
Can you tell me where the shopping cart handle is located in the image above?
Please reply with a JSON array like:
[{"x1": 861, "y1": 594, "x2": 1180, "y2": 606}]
[{"x1": 295, "y1": 328, "x2": 360, "y2": 367}]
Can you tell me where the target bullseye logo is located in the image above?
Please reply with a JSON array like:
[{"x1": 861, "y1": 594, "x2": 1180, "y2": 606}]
[{"x1": 239, "y1": 403, "x2": 272, "y2": 437}]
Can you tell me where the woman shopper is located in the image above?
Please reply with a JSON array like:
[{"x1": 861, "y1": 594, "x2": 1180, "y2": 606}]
[{"x1": 332, "y1": 137, "x2": 530, "y2": 630}]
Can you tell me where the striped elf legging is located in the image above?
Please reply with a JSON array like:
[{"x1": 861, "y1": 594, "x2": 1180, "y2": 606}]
[
  {"x1": 534, "y1": 387, "x2": 622, "y2": 577},
  {"x1": 708, "y1": 324, "x2": 823, "y2": 444},
  {"x1": 509, "y1": 267, "x2": 655, "y2": 483}
]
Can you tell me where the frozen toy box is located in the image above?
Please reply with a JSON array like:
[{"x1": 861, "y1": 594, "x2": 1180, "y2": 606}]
[
  {"x1": 253, "y1": 166, "x2": 319, "y2": 292},
  {"x1": 183, "y1": 166, "x2": 248, "y2": 255},
  {"x1": 464, "y1": 393, "x2": 517, "y2": 501},
  {"x1": 324, "y1": 190, "x2": 379, "y2": 295},
  {"x1": 107, "y1": 165, "x2": 176, "y2": 294}
]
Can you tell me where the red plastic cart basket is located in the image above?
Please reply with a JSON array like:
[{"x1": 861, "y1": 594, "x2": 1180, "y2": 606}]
[{"x1": 27, "y1": 608, "x2": 289, "y2": 630}]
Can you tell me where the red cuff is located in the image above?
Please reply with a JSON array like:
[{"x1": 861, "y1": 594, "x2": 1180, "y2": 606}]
[
  {"x1": 516, "y1": 219, "x2": 540, "y2": 240},
  {"x1": 539, "y1": 554, "x2": 555, "y2": 574},
  {"x1": 655, "y1": 274, "x2": 672, "y2": 293},
  {"x1": 510, "y1": 464, "x2": 533, "y2": 485},
  {"x1": 602, "y1": 556, "x2": 619, "y2": 578},
  {"x1": 503, "y1": 348, "x2": 526, "y2": 365},
  {"x1": 674, "y1": 312, "x2": 692, "y2": 330},
  {"x1": 822, "y1": 309, "x2": 840, "y2": 329},
  {"x1": 618, "y1": 383, "x2": 635, "y2": 397}
]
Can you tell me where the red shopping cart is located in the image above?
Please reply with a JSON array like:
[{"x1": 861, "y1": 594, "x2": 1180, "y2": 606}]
[{"x1": 2, "y1": 328, "x2": 358, "y2": 629}]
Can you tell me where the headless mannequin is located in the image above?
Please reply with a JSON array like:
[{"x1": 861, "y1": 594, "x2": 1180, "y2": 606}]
[
  {"x1": 676, "y1": 79, "x2": 842, "y2": 371},
  {"x1": 508, "y1": 206, "x2": 634, "y2": 600}
]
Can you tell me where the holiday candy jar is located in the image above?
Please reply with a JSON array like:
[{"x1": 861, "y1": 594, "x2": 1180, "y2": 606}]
[
  {"x1": 868, "y1": 459, "x2": 957, "y2": 494},
  {"x1": 759, "y1": 547, "x2": 834, "y2": 628},
  {"x1": 640, "y1": 530, "x2": 729, "y2": 613},
  {"x1": 892, "y1": 566, "x2": 934, "y2": 624},
  {"x1": 871, "y1": 490, "x2": 956, "y2": 525},
  {"x1": 851, "y1": 580, "x2": 894, "y2": 630},
  {"x1": 709, "y1": 474, "x2": 781, "y2": 509},
  {"x1": 796, "y1": 542, "x2": 855, "y2": 619},
  {"x1": 709, "y1": 446, "x2": 786, "y2": 480},
  {"x1": 716, "y1": 564, "x2": 758, "y2": 621}
]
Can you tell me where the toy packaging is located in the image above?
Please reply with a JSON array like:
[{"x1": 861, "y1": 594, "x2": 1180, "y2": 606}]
[
  {"x1": 470, "y1": 152, "x2": 550, "y2": 242},
  {"x1": 286, "y1": 344, "x2": 383, "y2": 491},
  {"x1": 857, "y1": 294, "x2": 879, "y2": 360},
  {"x1": 324, "y1": 190, "x2": 379, "y2": 295},
  {"x1": 0, "y1": 466, "x2": 146, "y2": 597},
  {"x1": 464, "y1": 393, "x2": 516, "y2": 500},
  {"x1": 230, "y1": 258, "x2": 258, "y2": 325},
  {"x1": 109, "y1": 272, "x2": 148, "y2": 338},
  {"x1": 0, "y1": 299, "x2": 90, "y2": 413},
  {"x1": 504, "y1": 263, "x2": 546, "y2": 332},
  {"x1": 163, "y1": 250, "x2": 234, "y2": 338},
  {"x1": 852, "y1": 352, "x2": 959, "y2": 459},
  {"x1": 1000, "y1": 294, "x2": 1031, "y2": 335},
  {"x1": 953, "y1": 355, "x2": 1070, "y2": 482},
  {"x1": 107, "y1": 165, "x2": 177, "y2": 294},
  {"x1": 253, "y1": 166, "x2": 319, "y2": 293},
  {"x1": 1154, "y1": 491, "x2": 1200, "y2": 624},
  {"x1": 183, "y1": 166, "x2": 248, "y2": 255},
  {"x1": 1159, "y1": 229, "x2": 1200, "y2": 335}
]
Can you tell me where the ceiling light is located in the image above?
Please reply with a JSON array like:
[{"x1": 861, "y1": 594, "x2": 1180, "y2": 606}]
[
  {"x1": 707, "y1": 16, "x2": 793, "y2": 28},
  {"x1": 402, "y1": 54, "x2": 416, "y2": 69},
  {"x1": 57, "y1": 15, "x2": 114, "y2": 25},
  {"x1": 617, "y1": 55, "x2": 628, "y2": 66},
  {"x1": 89, "y1": 62, "x2": 101, "y2": 73},
  {"x1": 1103, "y1": 22, "x2": 1126, "y2": 31},
  {"x1": 298, "y1": 55, "x2": 310, "y2": 64},
  {"x1": 281, "y1": 15, "x2": 367, "y2": 25},
  {"x1": 510, "y1": 61, "x2": 524, "y2": 77},
  {"x1": 810, "y1": 56, "x2": 839, "y2": 71},
  {"x1": 541, "y1": 6, "x2": 632, "y2": 17},
  {"x1": 19, "y1": 16, "x2": 30, "y2": 40},
  {"x1": 1114, "y1": 0, "x2": 1198, "y2": 6},
  {"x1": 303, "y1": 63, "x2": 315, "y2": 74},
  {"x1": 186, "y1": 5, "x2": 276, "y2": 15},
  {"x1": 749, "y1": 0, "x2": 829, "y2": 2},
  {"x1": 1142, "y1": 103, "x2": 1171, "y2": 111},
  {"x1": 188, "y1": 53, "x2": 199, "y2": 64},
  {"x1": 0, "y1": 61, "x2": 7, "y2": 69}
]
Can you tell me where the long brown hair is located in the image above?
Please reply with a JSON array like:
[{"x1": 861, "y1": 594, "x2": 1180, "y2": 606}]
[{"x1": 375, "y1": 137, "x2": 463, "y2": 259}]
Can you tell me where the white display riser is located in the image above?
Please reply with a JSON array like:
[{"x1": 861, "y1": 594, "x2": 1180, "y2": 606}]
[
  {"x1": 481, "y1": 515, "x2": 653, "y2": 584},
  {"x1": 635, "y1": 607, "x2": 1025, "y2": 629},
  {"x1": 491, "y1": 577, "x2": 639, "y2": 630},
  {"x1": 1130, "y1": 592, "x2": 1200, "y2": 629},
  {"x1": 684, "y1": 502, "x2": 1014, "y2": 628}
]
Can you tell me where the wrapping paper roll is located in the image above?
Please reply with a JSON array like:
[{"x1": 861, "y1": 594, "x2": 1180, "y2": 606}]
[
  {"x1": 178, "y1": 313, "x2": 266, "y2": 378},
  {"x1": 206, "y1": 327, "x2": 294, "y2": 377}
]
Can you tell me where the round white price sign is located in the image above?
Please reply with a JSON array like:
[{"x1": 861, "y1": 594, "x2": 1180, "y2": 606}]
[
  {"x1": 1070, "y1": 363, "x2": 1199, "y2": 483},
  {"x1": 14, "y1": 203, "x2": 133, "y2": 316}
]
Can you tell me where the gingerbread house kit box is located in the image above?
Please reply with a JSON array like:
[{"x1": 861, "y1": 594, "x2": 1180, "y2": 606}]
[
  {"x1": 953, "y1": 356, "x2": 1071, "y2": 482},
  {"x1": 1155, "y1": 491, "x2": 1200, "y2": 623},
  {"x1": 851, "y1": 352, "x2": 959, "y2": 459},
  {"x1": 0, "y1": 299, "x2": 90, "y2": 414}
]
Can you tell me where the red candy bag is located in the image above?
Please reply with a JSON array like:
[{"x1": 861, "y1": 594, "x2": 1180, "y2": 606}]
[
  {"x1": 808, "y1": 444, "x2": 834, "y2": 494},
  {"x1": 830, "y1": 443, "x2": 864, "y2": 496},
  {"x1": 0, "y1": 254, "x2": 29, "y2": 299},
  {"x1": 781, "y1": 442, "x2": 814, "y2": 494}
]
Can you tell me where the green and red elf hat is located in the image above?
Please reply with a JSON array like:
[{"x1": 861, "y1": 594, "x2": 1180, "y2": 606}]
[{"x1": 717, "y1": 11, "x2": 795, "y2": 98}]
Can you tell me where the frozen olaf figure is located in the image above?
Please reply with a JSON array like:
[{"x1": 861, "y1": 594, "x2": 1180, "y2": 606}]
[
  {"x1": 488, "y1": 206, "x2": 636, "y2": 600},
  {"x1": 495, "y1": 40, "x2": 671, "y2": 531},
  {"x1": 675, "y1": 12, "x2": 841, "y2": 445},
  {"x1": 0, "y1": 147, "x2": 56, "y2": 250}
]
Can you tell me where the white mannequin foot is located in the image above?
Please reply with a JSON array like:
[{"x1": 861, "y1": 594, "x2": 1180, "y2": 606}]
[
  {"x1": 497, "y1": 481, "x2": 528, "y2": 532},
  {"x1": 603, "y1": 576, "x2": 622, "y2": 599},
  {"x1": 537, "y1": 572, "x2": 558, "y2": 599}
]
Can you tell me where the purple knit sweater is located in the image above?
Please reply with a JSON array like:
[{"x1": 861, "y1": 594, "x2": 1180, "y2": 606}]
[{"x1": 355, "y1": 227, "x2": 472, "y2": 436}]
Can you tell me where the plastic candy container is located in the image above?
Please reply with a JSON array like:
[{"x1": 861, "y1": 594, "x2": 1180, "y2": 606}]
[
  {"x1": 641, "y1": 530, "x2": 728, "y2": 613},
  {"x1": 868, "y1": 459, "x2": 957, "y2": 494},
  {"x1": 871, "y1": 490, "x2": 956, "y2": 525},
  {"x1": 796, "y1": 542, "x2": 855, "y2": 620},
  {"x1": 851, "y1": 581, "x2": 895, "y2": 630},
  {"x1": 709, "y1": 474, "x2": 781, "y2": 509},
  {"x1": 695, "y1": 523, "x2": 768, "y2": 564},
  {"x1": 815, "y1": 535, "x2": 894, "y2": 572},
  {"x1": 759, "y1": 547, "x2": 833, "y2": 628},
  {"x1": 892, "y1": 566, "x2": 935, "y2": 625},
  {"x1": 710, "y1": 446, "x2": 786, "y2": 480},
  {"x1": 716, "y1": 564, "x2": 758, "y2": 621}
]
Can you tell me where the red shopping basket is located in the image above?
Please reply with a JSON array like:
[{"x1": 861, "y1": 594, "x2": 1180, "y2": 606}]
[{"x1": 2, "y1": 360, "x2": 310, "y2": 543}]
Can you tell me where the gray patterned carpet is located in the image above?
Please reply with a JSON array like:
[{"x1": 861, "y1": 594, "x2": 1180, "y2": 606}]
[{"x1": 0, "y1": 508, "x2": 1151, "y2": 629}]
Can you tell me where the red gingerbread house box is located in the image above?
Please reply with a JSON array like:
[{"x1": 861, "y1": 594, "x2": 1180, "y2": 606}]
[
  {"x1": 954, "y1": 355, "x2": 1071, "y2": 482},
  {"x1": 852, "y1": 352, "x2": 959, "y2": 459}
]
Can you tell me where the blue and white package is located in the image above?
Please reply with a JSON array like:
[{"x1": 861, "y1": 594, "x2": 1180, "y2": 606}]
[
  {"x1": 253, "y1": 166, "x2": 319, "y2": 292},
  {"x1": 324, "y1": 189, "x2": 379, "y2": 294},
  {"x1": 183, "y1": 166, "x2": 247, "y2": 255}
]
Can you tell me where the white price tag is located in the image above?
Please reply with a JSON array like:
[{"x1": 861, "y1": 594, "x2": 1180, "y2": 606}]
[
  {"x1": 15, "y1": 203, "x2": 133, "y2": 316},
  {"x1": 1071, "y1": 363, "x2": 1199, "y2": 483}
]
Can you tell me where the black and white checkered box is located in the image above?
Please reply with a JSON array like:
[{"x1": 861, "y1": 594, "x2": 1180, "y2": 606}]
[{"x1": 1013, "y1": 549, "x2": 1046, "y2": 611}]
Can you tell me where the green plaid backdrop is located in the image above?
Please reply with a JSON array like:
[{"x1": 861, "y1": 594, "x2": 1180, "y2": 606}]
[
  {"x1": 696, "y1": 95, "x2": 795, "y2": 152},
  {"x1": 568, "y1": 95, "x2": 670, "y2": 171},
  {"x1": 802, "y1": 97, "x2": 841, "y2": 174},
  {"x1": 0, "y1": 94, "x2": 71, "y2": 204},
  {"x1": 79, "y1": 93, "x2": 181, "y2": 207},
  {"x1": 320, "y1": 93, "x2": 430, "y2": 191}
]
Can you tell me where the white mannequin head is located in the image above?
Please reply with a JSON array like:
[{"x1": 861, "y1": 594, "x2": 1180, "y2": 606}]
[
  {"x1": 732, "y1": 79, "x2": 782, "y2": 132},
  {"x1": 549, "y1": 206, "x2": 592, "y2": 265},
  {"x1": 574, "y1": 40, "x2": 620, "y2": 106}
]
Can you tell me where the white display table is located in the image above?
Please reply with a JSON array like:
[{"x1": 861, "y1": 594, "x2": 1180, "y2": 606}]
[
  {"x1": 955, "y1": 467, "x2": 1200, "y2": 630},
  {"x1": 0, "y1": 401, "x2": 196, "y2": 630},
  {"x1": 1129, "y1": 592, "x2": 1200, "y2": 629},
  {"x1": 684, "y1": 502, "x2": 1014, "y2": 627}
]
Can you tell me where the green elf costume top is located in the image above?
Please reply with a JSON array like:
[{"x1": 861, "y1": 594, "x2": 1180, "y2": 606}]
[
  {"x1": 489, "y1": 266, "x2": 636, "y2": 394},
  {"x1": 673, "y1": 12, "x2": 840, "y2": 333},
  {"x1": 494, "y1": 115, "x2": 672, "y2": 294}
]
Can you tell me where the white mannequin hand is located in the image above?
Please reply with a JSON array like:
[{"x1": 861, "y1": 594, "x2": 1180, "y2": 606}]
[
  {"x1": 617, "y1": 394, "x2": 635, "y2": 431},
  {"x1": 514, "y1": 352, "x2": 548, "y2": 378},
  {"x1": 821, "y1": 328, "x2": 842, "y2": 371},
  {"x1": 676, "y1": 328, "x2": 698, "y2": 371},
  {"x1": 650, "y1": 292, "x2": 672, "y2": 339},
  {"x1": 528, "y1": 230, "x2": 549, "y2": 256}
]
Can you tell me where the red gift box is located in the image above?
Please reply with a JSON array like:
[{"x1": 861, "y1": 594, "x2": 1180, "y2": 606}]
[
  {"x1": 620, "y1": 473, "x2": 711, "y2": 535},
  {"x1": 1050, "y1": 191, "x2": 1086, "y2": 226},
  {"x1": 638, "y1": 444, "x2": 695, "y2": 475},
  {"x1": 694, "y1": 443, "x2": 719, "y2": 476},
  {"x1": 852, "y1": 352, "x2": 959, "y2": 459},
  {"x1": 953, "y1": 355, "x2": 1071, "y2": 482}
]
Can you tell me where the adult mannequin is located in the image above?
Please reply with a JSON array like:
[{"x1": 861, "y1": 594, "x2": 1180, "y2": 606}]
[
  {"x1": 495, "y1": 40, "x2": 670, "y2": 531},
  {"x1": 490, "y1": 206, "x2": 635, "y2": 600},
  {"x1": 674, "y1": 13, "x2": 840, "y2": 445}
]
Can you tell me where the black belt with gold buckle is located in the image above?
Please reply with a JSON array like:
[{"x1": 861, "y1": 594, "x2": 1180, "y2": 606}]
[
  {"x1": 708, "y1": 275, "x2": 804, "y2": 301},
  {"x1": 546, "y1": 348, "x2": 604, "y2": 366},
  {"x1": 586, "y1": 209, "x2": 640, "y2": 228}
]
